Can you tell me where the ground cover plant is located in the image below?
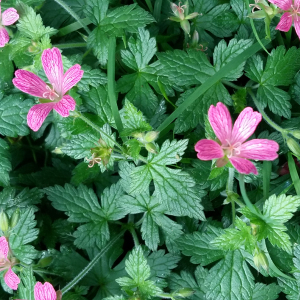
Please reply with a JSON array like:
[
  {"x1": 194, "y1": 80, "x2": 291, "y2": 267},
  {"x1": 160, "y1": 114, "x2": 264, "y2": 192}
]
[{"x1": 2, "y1": 0, "x2": 300, "y2": 299}]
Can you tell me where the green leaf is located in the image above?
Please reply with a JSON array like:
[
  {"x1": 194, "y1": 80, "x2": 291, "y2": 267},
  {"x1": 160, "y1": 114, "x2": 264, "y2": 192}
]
[
  {"x1": 17, "y1": 3, "x2": 57, "y2": 40},
  {"x1": 174, "y1": 83, "x2": 232, "y2": 133},
  {"x1": 252, "y1": 283, "x2": 281, "y2": 300},
  {"x1": 83, "y1": 0, "x2": 109, "y2": 25},
  {"x1": 205, "y1": 250, "x2": 255, "y2": 300},
  {"x1": 16, "y1": 267, "x2": 36, "y2": 300},
  {"x1": 120, "y1": 100, "x2": 152, "y2": 136},
  {"x1": 9, "y1": 208, "x2": 39, "y2": 264},
  {"x1": 99, "y1": 4, "x2": 155, "y2": 36},
  {"x1": 0, "y1": 47, "x2": 14, "y2": 89},
  {"x1": 177, "y1": 226, "x2": 225, "y2": 266},
  {"x1": 211, "y1": 218, "x2": 256, "y2": 253},
  {"x1": 169, "y1": 266, "x2": 209, "y2": 300},
  {"x1": 77, "y1": 65, "x2": 107, "y2": 92},
  {"x1": 45, "y1": 182, "x2": 127, "y2": 249},
  {"x1": 71, "y1": 161, "x2": 100, "y2": 186},
  {"x1": 213, "y1": 39, "x2": 253, "y2": 81},
  {"x1": 257, "y1": 85, "x2": 291, "y2": 119},
  {"x1": 0, "y1": 95, "x2": 33, "y2": 137},
  {"x1": 81, "y1": 86, "x2": 114, "y2": 126},
  {"x1": 0, "y1": 139, "x2": 11, "y2": 187},
  {"x1": 156, "y1": 49, "x2": 215, "y2": 86},
  {"x1": 121, "y1": 28, "x2": 156, "y2": 71}
]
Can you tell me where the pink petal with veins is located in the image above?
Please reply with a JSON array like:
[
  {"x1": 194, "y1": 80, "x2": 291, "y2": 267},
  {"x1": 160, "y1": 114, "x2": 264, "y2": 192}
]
[
  {"x1": 27, "y1": 103, "x2": 55, "y2": 132},
  {"x1": 239, "y1": 139, "x2": 279, "y2": 160},
  {"x1": 276, "y1": 12, "x2": 293, "y2": 32},
  {"x1": 13, "y1": 70, "x2": 49, "y2": 98},
  {"x1": 34, "y1": 282, "x2": 57, "y2": 300},
  {"x1": 0, "y1": 237, "x2": 8, "y2": 259},
  {"x1": 229, "y1": 157, "x2": 258, "y2": 175},
  {"x1": 53, "y1": 95, "x2": 76, "y2": 117},
  {"x1": 41, "y1": 48, "x2": 64, "y2": 96},
  {"x1": 208, "y1": 102, "x2": 232, "y2": 144},
  {"x1": 195, "y1": 139, "x2": 224, "y2": 160},
  {"x1": 231, "y1": 107, "x2": 262, "y2": 145},
  {"x1": 62, "y1": 64, "x2": 84, "y2": 94},
  {"x1": 294, "y1": 15, "x2": 300, "y2": 40},
  {"x1": 0, "y1": 27, "x2": 9, "y2": 48},
  {"x1": 4, "y1": 268, "x2": 20, "y2": 290},
  {"x1": 2, "y1": 8, "x2": 19, "y2": 26},
  {"x1": 268, "y1": 0, "x2": 292, "y2": 10}
]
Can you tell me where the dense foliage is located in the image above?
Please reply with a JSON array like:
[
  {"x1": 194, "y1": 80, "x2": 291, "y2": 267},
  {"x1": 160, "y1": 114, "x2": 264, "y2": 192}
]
[{"x1": 1, "y1": 0, "x2": 300, "y2": 299}]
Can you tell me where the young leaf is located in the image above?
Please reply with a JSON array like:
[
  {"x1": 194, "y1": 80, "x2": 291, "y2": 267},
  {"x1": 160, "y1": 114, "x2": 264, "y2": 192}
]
[{"x1": 16, "y1": 267, "x2": 36, "y2": 300}]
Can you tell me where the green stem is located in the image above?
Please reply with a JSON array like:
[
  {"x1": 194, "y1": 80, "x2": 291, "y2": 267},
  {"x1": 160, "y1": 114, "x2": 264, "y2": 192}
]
[
  {"x1": 144, "y1": 0, "x2": 153, "y2": 12},
  {"x1": 107, "y1": 36, "x2": 125, "y2": 141},
  {"x1": 248, "y1": 89, "x2": 287, "y2": 135},
  {"x1": 239, "y1": 174, "x2": 257, "y2": 214},
  {"x1": 285, "y1": 27, "x2": 292, "y2": 48},
  {"x1": 58, "y1": 18, "x2": 92, "y2": 37},
  {"x1": 262, "y1": 161, "x2": 272, "y2": 201},
  {"x1": 76, "y1": 112, "x2": 123, "y2": 151},
  {"x1": 26, "y1": 136, "x2": 37, "y2": 164},
  {"x1": 153, "y1": 0, "x2": 162, "y2": 21},
  {"x1": 61, "y1": 230, "x2": 126, "y2": 294},
  {"x1": 53, "y1": 43, "x2": 86, "y2": 49},
  {"x1": 227, "y1": 168, "x2": 236, "y2": 224},
  {"x1": 130, "y1": 227, "x2": 140, "y2": 246},
  {"x1": 222, "y1": 80, "x2": 243, "y2": 90},
  {"x1": 53, "y1": 0, "x2": 91, "y2": 35}
]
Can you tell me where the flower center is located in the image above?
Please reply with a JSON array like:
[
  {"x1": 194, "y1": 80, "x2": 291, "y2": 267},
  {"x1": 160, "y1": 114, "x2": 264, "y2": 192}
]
[
  {"x1": 222, "y1": 139, "x2": 242, "y2": 158},
  {"x1": 43, "y1": 84, "x2": 60, "y2": 101},
  {"x1": 290, "y1": 1, "x2": 300, "y2": 16}
]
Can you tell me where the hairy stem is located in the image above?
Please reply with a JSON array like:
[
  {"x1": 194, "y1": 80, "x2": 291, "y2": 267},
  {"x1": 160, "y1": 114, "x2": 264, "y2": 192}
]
[
  {"x1": 239, "y1": 174, "x2": 257, "y2": 214},
  {"x1": 61, "y1": 230, "x2": 126, "y2": 294}
]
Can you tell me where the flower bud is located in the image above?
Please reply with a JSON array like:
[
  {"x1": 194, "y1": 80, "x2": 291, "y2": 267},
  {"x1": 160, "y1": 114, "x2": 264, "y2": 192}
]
[
  {"x1": 144, "y1": 131, "x2": 159, "y2": 143},
  {"x1": 180, "y1": 19, "x2": 191, "y2": 35},
  {"x1": 10, "y1": 208, "x2": 20, "y2": 228},
  {"x1": 253, "y1": 248, "x2": 269, "y2": 272},
  {"x1": 170, "y1": 2, "x2": 185, "y2": 20},
  {"x1": 292, "y1": 130, "x2": 300, "y2": 140},
  {"x1": 145, "y1": 143, "x2": 158, "y2": 154},
  {"x1": 132, "y1": 132, "x2": 144, "y2": 139},
  {"x1": 52, "y1": 147, "x2": 63, "y2": 154},
  {"x1": 0, "y1": 211, "x2": 9, "y2": 233},
  {"x1": 287, "y1": 138, "x2": 300, "y2": 156},
  {"x1": 250, "y1": 223, "x2": 259, "y2": 236},
  {"x1": 37, "y1": 256, "x2": 53, "y2": 268},
  {"x1": 176, "y1": 288, "x2": 195, "y2": 298},
  {"x1": 191, "y1": 30, "x2": 199, "y2": 47}
]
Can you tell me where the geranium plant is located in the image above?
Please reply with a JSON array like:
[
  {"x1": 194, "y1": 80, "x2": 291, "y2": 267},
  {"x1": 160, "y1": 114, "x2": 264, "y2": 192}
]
[{"x1": 1, "y1": 0, "x2": 300, "y2": 299}]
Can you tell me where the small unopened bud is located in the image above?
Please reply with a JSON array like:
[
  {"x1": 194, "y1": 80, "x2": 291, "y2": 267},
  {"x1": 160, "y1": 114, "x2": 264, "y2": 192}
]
[
  {"x1": 176, "y1": 288, "x2": 195, "y2": 298},
  {"x1": 10, "y1": 208, "x2": 20, "y2": 228},
  {"x1": 180, "y1": 19, "x2": 191, "y2": 35},
  {"x1": 191, "y1": 30, "x2": 199, "y2": 47},
  {"x1": 250, "y1": 223, "x2": 259, "y2": 236},
  {"x1": 287, "y1": 138, "x2": 300, "y2": 156},
  {"x1": 132, "y1": 132, "x2": 144, "y2": 139},
  {"x1": 145, "y1": 143, "x2": 158, "y2": 154},
  {"x1": 253, "y1": 248, "x2": 269, "y2": 272},
  {"x1": 37, "y1": 256, "x2": 53, "y2": 268},
  {"x1": 52, "y1": 147, "x2": 63, "y2": 154},
  {"x1": 0, "y1": 211, "x2": 9, "y2": 233},
  {"x1": 144, "y1": 131, "x2": 159, "y2": 143},
  {"x1": 292, "y1": 130, "x2": 300, "y2": 140}
]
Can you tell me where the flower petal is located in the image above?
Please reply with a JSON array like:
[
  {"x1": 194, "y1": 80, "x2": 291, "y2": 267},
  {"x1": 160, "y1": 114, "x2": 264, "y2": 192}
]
[
  {"x1": 27, "y1": 103, "x2": 55, "y2": 132},
  {"x1": 268, "y1": 0, "x2": 292, "y2": 10},
  {"x1": 2, "y1": 8, "x2": 19, "y2": 26},
  {"x1": 231, "y1": 107, "x2": 262, "y2": 145},
  {"x1": 41, "y1": 47, "x2": 64, "y2": 96},
  {"x1": 195, "y1": 139, "x2": 224, "y2": 160},
  {"x1": 53, "y1": 95, "x2": 76, "y2": 117},
  {"x1": 275, "y1": 12, "x2": 293, "y2": 32},
  {"x1": 0, "y1": 27, "x2": 9, "y2": 48},
  {"x1": 34, "y1": 282, "x2": 57, "y2": 300},
  {"x1": 239, "y1": 139, "x2": 279, "y2": 160},
  {"x1": 294, "y1": 15, "x2": 300, "y2": 40},
  {"x1": 4, "y1": 268, "x2": 20, "y2": 290},
  {"x1": 0, "y1": 237, "x2": 8, "y2": 259},
  {"x1": 208, "y1": 102, "x2": 232, "y2": 144},
  {"x1": 62, "y1": 64, "x2": 84, "y2": 94},
  {"x1": 13, "y1": 70, "x2": 49, "y2": 98},
  {"x1": 229, "y1": 157, "x2": 258, "y2": 175}
]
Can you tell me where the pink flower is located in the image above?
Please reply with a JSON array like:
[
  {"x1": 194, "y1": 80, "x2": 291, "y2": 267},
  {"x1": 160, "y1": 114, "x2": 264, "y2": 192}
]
[
  {"x1": 0, "y1": 0, "x2": 19, "y2": 47},
  {"x1": 13, "y1": 47, "x2": 84, "y2": 131},
  {"x1": 34, "y1": 282, "x2": 57, "y2": 300},
  {"x1": 268, "y1": 0, "x2": 300, "y2": 38},
  {"x1": 0, "y1": 236, "x2": 20, "y2": 290},
  {"x1": 195, "y1": 102, "x2": 279, "y2": 175}
]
